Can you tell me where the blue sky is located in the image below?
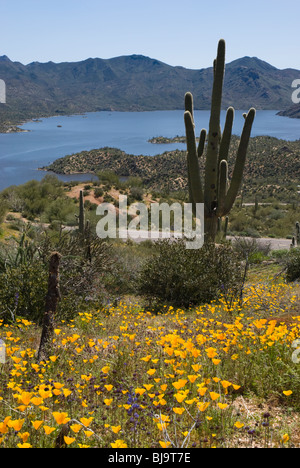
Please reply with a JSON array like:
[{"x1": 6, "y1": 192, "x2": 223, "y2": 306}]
[{"x1": 1, "y1": 0, "x2": 299, "y2": 70}]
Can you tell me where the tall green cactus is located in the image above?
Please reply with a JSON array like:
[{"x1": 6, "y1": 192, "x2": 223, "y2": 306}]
[
  {"x1": 184, "y1": 39, "x2": 256, "y2": 243},
  {"x1": 76, "y1": 190, "x2": 85, "y2": 234}
]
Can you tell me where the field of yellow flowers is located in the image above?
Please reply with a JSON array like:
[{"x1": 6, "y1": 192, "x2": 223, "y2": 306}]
[{"x1": 0, "y1": 271, "x2": 300, "y2": 449}]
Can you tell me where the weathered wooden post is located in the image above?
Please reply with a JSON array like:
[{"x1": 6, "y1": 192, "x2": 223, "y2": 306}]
[{"x1": 37, "y1": 251, "x2": 61, "y2": 361}]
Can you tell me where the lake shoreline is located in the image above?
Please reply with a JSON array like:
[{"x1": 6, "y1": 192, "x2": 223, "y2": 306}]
[
  {"x1": 1, "y1": 110, "x2": 300, "y2": 191},
  {"x1": 0, "y1": 107, "x2": 294, "y2": 135}
]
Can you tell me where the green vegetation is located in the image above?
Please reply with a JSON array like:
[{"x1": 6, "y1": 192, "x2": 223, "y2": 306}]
[
  {"x1": 41, "y1": 135, "x2": 300, "y2": 206},
  {"x1": 0, "y1": 171, "x2": 300, "y2": 448},
  {"x1": 1, "y1": 39, "x2": 300, "y2": 449},
  {"x1": 138, "y1": 239, "x2": 243, "y2": 309},
  {"x1": 286, "y1": 248, "x2": 300, "y2": 282}
]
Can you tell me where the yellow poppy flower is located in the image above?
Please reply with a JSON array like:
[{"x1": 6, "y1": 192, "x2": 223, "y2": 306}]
[
  {"x1": 209, "y1": 392, "x2": 220, "y2": 401},
  {"x1": 52, "y1": 412, "x2": 70, "y2": 425},
  {"x1": 8, "y1": 419, "x2": 24, "y2": 432},
  {"x1": 159, "y1": 441, "x2": 171, "y2": 448},
  {"x1": 43, "y1": 426, "x2": 56, "y2": 435},
  {"x1": 172, "y1": 379, "x2": 187, "y2": 390},
  {"x1": 111, "y1": 425, "x2": 122, "y2": 434},
  {"x1": 111, "y1": 439, "x2": 128, "y2": 448},
  {"x1": 197, "y1": 402, "x2": 210, "y2": 412},
  {"x1": 234, "y1": 421, "x2": 244, "y2": 429},
  {"x1": 64, "y1": 436, "x2": 75, "y2": 445},
  {"x1": 80, "y1": 417, "x2": 93, "y2": 427},
  {"x1": 104, "y1": 385, "x2": 113, "y2": 392},
  {"x1": 217, "y1": 403, "x2": 228, "y2": 410},
  {"x1": 282, "y1": 434, "x2": 289, "y2": 444},
  {"x1": 221, "y1": 380, "x2": 232, "y2": 389},
  {"x1": 173, "y1": 407, "x2": 185, "y2": 415},
  {"x1": 31, "y1": 420, "x2": 43, "y2": 430},
  {"x1": 70, "y1": 424, "x2": 82, "y2": 433},
  {"x1": 143, "y1": 384, "x2": 154, "y2": 391},
  {"x1": 104, "y1": 398, "x2": 113, "y2": 406},
  {"x1": 18, "y1": 432, "x2": 30, "y2": 443},
  {"x1": 212, "y1": 359, "x2": 221, "y2": 365}
]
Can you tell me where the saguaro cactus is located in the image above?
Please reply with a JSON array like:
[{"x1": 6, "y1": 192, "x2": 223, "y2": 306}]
[{"x1": 184, "y1": 39, "x2": 256, "y2": 243}]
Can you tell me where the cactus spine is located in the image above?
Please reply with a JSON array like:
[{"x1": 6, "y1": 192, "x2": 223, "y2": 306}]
[{"x1": 184, "y1": 39, "x2": 256, "y2": 243}]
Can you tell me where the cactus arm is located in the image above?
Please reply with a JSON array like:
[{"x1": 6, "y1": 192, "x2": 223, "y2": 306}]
[
  {"x1": 198, "y1": 128, "x2": 207, "y2": 158},
  {"x1": 217, "y1": 159, "x2": 228, "y2": 216},
  {"x1": 223, "y1": 107, "x2": 256, "y2": 215},
  {"x1": 219, "y1": 106, "x2": 234, "y2": 164},
  {"x1": 204, "y1": 39, "x2": 225, "y2": 212},
  {"x1": 184, "y1": 92, "x2": 194, "y2": 120},
  {"x1": 184, "y1": 110, "x2": 204, "y2": 204}
]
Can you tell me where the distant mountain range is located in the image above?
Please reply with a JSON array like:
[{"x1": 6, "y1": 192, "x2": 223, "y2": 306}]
[{"x1": 0, "y1": 53, "x2": 299, "y2": 128}]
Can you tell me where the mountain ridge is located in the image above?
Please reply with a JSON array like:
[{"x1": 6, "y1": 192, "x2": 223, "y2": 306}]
[{"x1": 0, "y1": 53, "x2": 299, "y2": 129}]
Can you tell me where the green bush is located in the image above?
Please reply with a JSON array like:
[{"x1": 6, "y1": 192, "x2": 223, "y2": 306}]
[
  {"x1": 129, "y1": 186, "x2": 143, "y2": 201},
  {"x1": 0, "y1": 228, "x2": 115, "y2": 323},
  {"x1": 0, "y1": 261, "x2": 48, "y2": 323},
  {"x1": 286, "y1": 248, "x2": 300, "y2": 282},
  {"x1": 94, "y1": 187, "x2": 104, "y2": 198},
  {"x1": 137, "y1": 239, "x2": 243, "y2": 309}
]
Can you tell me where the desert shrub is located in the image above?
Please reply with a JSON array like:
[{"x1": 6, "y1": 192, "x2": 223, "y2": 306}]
[
  {"x1": 129, "y1": 186, "x2": 143, "y2": 201},
  {"x1": 137, "y1": 239, "x2": 243, "y2": 309},
  {"x1": 125, "y1": 176, "x2": 143, "y2": 188},
  {"x1": 0, "y1": 176, "x2": 67, "y2": 221},
  {"x1": 233, "y1": 237, "x2": 271, "y2": 263},
  {"x1": 0, "y1": 202, "x2": 8, "y2": 224},
  {"x1": 286, "y1": 248, "x2": 300, "y2": 282},
  {"x1": 97, "y1": 170, "x2": 119, "y2": 186},
  {"x1": 0, "y1": 260, "x2": 48, "y2": 323},
  {"x1": 0, "y1": 230, "x2": 48, "y2": 322},
  {"x1": 43, "y1": 197, "x2": 76, "y2": 223},
  {"x1": 35, "y1": 229, "x2": 115, "y2": 321},
  {"x1": 94, "y1": 187, "x2": 104, "y2": 198},
  {"x1": 104, "y1": 240, "x2": 154, "y2": 298},
  {"x1": 0, "y1": 228, "x2": 115, "y2": 323}
]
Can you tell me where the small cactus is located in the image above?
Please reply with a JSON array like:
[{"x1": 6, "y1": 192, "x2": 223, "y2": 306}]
[
  {"x1": 296, "y1": 221, "x2": 300, "y2": 245},
  {"x1": 75, "y1": 190, "x2": 85, "y2": 234}
]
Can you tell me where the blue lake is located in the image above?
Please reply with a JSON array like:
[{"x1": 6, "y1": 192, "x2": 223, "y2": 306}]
[{"x1": 0, "y1": 110, "x2": 299, "y2": 191}]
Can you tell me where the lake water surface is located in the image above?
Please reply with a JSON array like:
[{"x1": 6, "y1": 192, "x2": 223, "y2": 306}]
[{"x1": 0, "y1": 110, "x2": 299, "y2": 191}]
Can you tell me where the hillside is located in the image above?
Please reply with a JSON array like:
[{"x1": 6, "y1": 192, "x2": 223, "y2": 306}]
[
  {"x1": 42, "y1": 135, "x2": 300, "y2": 202},
  {"x1": 277, "y1": 103, "x2": 300, "y2": 119},
  {"x1": 0, "y1": 54, "x2": 299, "y2": 130}
]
